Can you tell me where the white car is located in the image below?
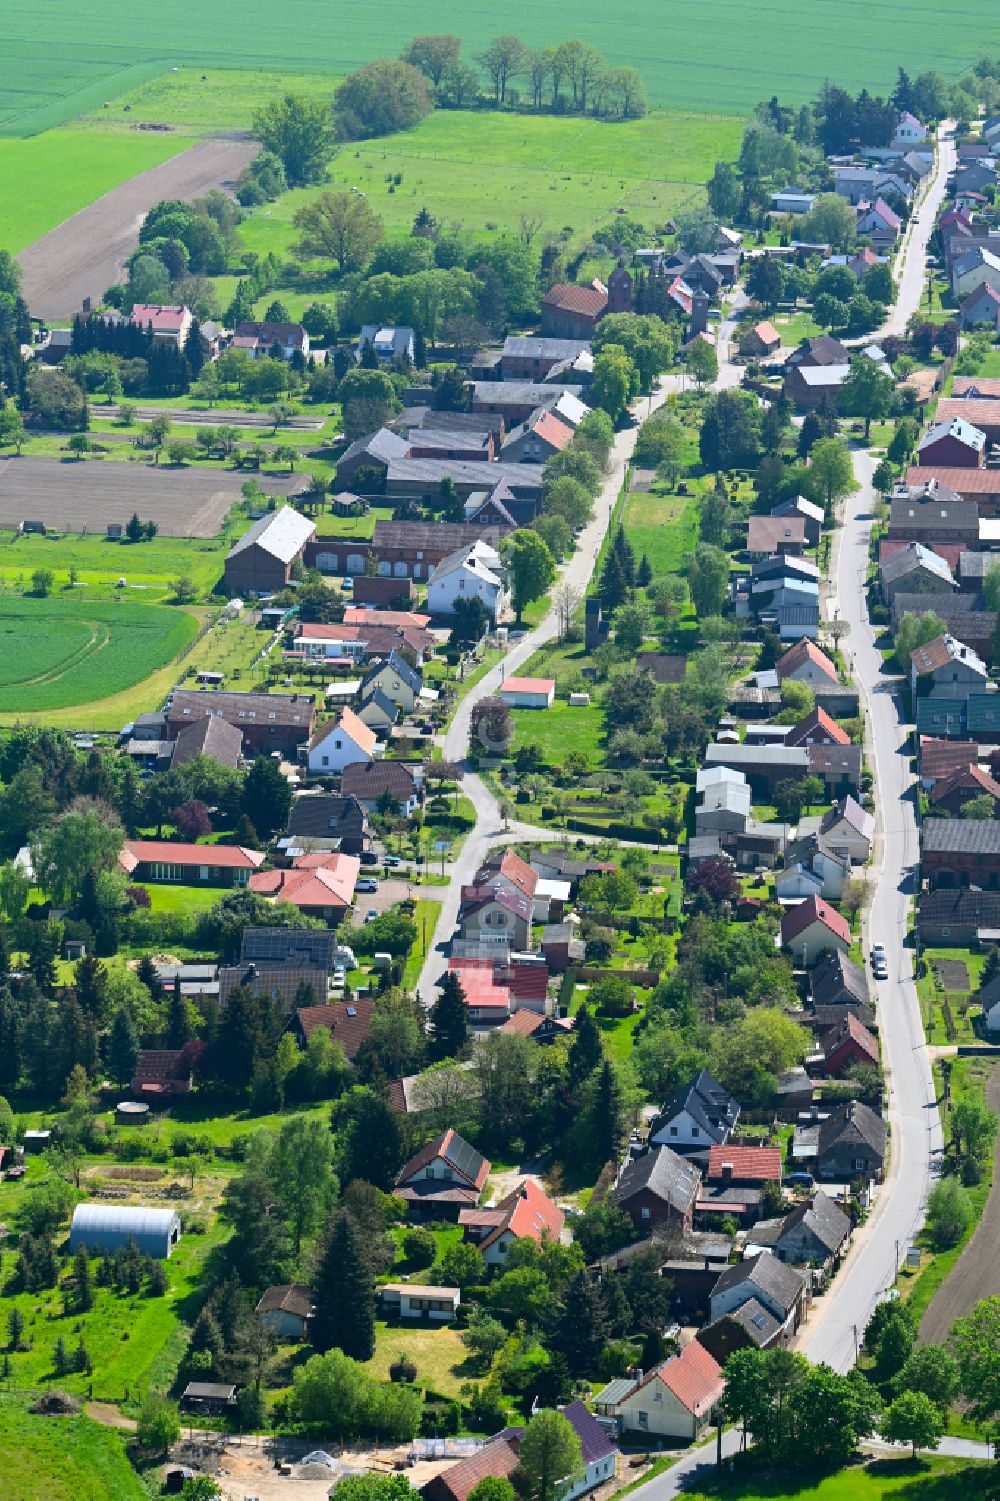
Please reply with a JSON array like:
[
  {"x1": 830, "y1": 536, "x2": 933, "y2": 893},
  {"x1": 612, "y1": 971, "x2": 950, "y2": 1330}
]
[{"x1": 871, "y1": 943, "x2": 888, "y2": 979}]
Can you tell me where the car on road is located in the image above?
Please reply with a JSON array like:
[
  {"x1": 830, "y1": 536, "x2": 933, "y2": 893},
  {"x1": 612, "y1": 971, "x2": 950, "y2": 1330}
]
[
  {"x1": 871, "y1": 943, "x2": 888, "y2": 979},
  {"x1": 356, "y1": 877, "x2": 379, "y2": 892}
]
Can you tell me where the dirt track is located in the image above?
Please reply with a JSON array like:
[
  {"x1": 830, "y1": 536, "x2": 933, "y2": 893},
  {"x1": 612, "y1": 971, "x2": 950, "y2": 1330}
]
[
  {"x1": 0, "y1": 454, "x2": 298, "y2": 536},
  {"x1": 919, "y1": 1063, "x2": 1000, "y2": 1344},
  {"x1": 17, "y1": 137, "x2": 258, "y2": 322}
]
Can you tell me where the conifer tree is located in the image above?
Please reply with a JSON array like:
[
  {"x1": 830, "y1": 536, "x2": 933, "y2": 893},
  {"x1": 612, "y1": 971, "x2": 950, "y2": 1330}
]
[
  {"x1": 557, "y1": 1270, "x2": 610, "y2": 1374},
  {"x1": 567, "y1": 1003, "x2": 602, "y2": 1091},
  {"x1": 74, "y1": 1245, "x2": 93, "y2": 1312},
  {"x1": 429, "y1": 971, "x2": 470, "y2": 1061},
  {"x1": 108, "y1": 1006, "x2": 140, "y2": 1086},
  {"x1": 311, "y1": 1210, "x2": 376, "y2": 1359}
]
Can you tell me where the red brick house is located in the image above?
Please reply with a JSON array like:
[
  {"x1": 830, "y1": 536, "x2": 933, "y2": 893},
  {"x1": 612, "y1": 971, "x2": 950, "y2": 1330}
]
[
  {"x1": 821, "y1": 1013, "x2": 880, "y2": 1077},
  {"x1": 608, "y1": 1146, "x2": 702, "y2": 1233},
  {"x1": 930, "y1": 762, "x2": 1000, "y2": 816},
  {"x1": 916, "y1": 416, "x2": 986, "y2": 468},
  {"x1": 921, "y1": 818, "x2": 1000, "y2": 889},
  {"x1": 541, "y1": 282, "x2": 608, "y2": 338}
]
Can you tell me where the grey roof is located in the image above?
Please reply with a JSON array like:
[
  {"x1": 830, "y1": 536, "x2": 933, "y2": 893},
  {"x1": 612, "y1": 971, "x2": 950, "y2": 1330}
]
[
  {"x1": 817, "y1": 1100, "x2": 887, "y2": 1159},
  {"x1": 890, "y1": 496, "x2": 980, "y2": 533},
  {"x1": 652, "y1": 1070, "x2": 739, "y2": 1145},
  {"x1": 71, "y1": 1204, "x2": 179, "y2": 1237},
  {"x1": 169, "y1": 689, "x2": 315, "y2": 730},
  {"x1": 810, "y1": 950, "x2": 870, "y2": 1009},
  {"x1": 711, "y1": 1250, "x2": 805, "y2": 1315},
  {"x1": 419, "y1": 409, "x2": 505, "y2": 436},
  {"x1": 609, "y1": 1146, "x2": 702, "y2": 1215},
  {"x1": 472, "y1": 381, "x2": 582, "y2": 405},
  {"x1": 339, "y1": 426, "x2": 410, "y2": 468},
  {"x1": 502, "y1": 336, "x2": 590, "y2": 361},
  {"x1": 358, "y1": 686, "x2": 399, "y2": 720},
  {"x1": 959, "y1": 552, "x2": 994, "y2": 580},
  {"x1": 170, "y1": 713, "x2": 243, "y2": 770},
  {"x1": 362, "y1": 649, "x2": 423, "y2": 697},
  {"x1": 226, "y1": 505, "x2": 315, "y2": 565},
  {"x1": 778, "y1": 1191, "x2": 850, "y2": 1256},
  {"x1": 286, "y1": 793, "x2": 366, "y2": 841},
  {"x1": 594, "y1": 1376, "x2": 639, "y2": 1407},
  {"x1": 822, "y1": 794, "x2": 875, "y2": 842},
  {"x1": 722, "y1": 1298, "x2": 782, "y2": 1346},
  {"x1": 922, "y1": 817, "x2": 1000, "y2": 854},
  {"x1": 559, "y1": 1400, "x2": 618, "y2": 1464},
  {"x1": 386, "y1": 457, "x2": 545, "y2": 491},
  {"x1": 919, "y1": 416, "x2": 987, "y2": 454},
  {"x1": 881, "y1": 542, "x2": 955, "y2": 587}
]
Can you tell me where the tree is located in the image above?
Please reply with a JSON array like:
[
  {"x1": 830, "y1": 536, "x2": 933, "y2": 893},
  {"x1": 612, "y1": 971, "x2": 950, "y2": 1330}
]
[
  {"x1": 556, "y1": 1270, "x2": 610, "y2": 1374},
  {"x1": 293, "y1": 191, "x2": 385, "y2": 273},
  {"x1": 746, "y1": 256, "x2": 785, "y2": 310},
  {"x1": 468, "y1": 1481, "x2": 515, "y2": 1501},
  {"x1": 801, "y1": 192, "x2": 858, "y2": 252},
  {"x1": 335, "y1": 1085, "x2": 407, "y2": 1189},
  {"x1": 312, "y1": 1210, "x2": 376, "y2": 1359},
  {"x1": 952, "y1": 1297, "x2": 1000, "y2": 1426},
  {"x1": 73, "y1": 1245, "x2": 93, "y2": 1312},
  {"x1": 711, "y1": 1008, "x2": 809, "y2": 1102},
  {"x1": 687, "y1": 543, "x2": 729, "y2": 618},
  {"x1": 335, "y1": 61, "x2": 433, "y2": 138},
  {"x1": 136, "y1": 1393, "x2": 180, "y2": 1454},
  {"x1": 567, "y1": 1003, "x2": 603, "y2": 1090},
  {"x1": 707, "y1": 159, "x2": 741, "y2": 220},
  {"x1": 273, "y1": 1114, "x2": 337, "y2": 1255},
  {"x1": 252, "y1": 93, "x2": 334, "y2": 186},
  {"x1": 686, "y1": 337, "x2": 718, "y2": 387},
  {"x1": 881, "y1": 1391, "x2": 944, "y2": 1457},
  {"x1": 699, "y1": 389, "x2": 761, "y2": 471},
  {"x1": 806, "y1": 437, "x2": 854, "y2": 515},
  {"x1": 590, "y1": 344, "x2": 634, "y2": 421},
  {"x1": 501, "y1": 530, "x2": 556, "y2": 621},
  {"x1": 107, "y1": 1006, "x2": 140, "y2": 1086},
  {"x1": 926, "y1": 1176, "x2": 971, "y2": 1249},
  {"x1": 429, "y1": 971, "x2": 469, "y2": 1061},
  {"x1": 402, "y1": 35, "x2": 462, "y2": 87},
  {"x1": 241, "y1": 755, "x2": 293, "y2": 837},
  {"x1": 873, "y1": 458, "x2": 895, "y2": 497},
  {"x1": 898, "y1": 1344, "x2": 959, "y2": 1409},
  {"x1": 839, "y1": 358, "x2": 894, "y2": 439},
  {"x1": 786, "y1": 1365, "x2": 881, "y2": 1469},
  {"x1": 894, "y1": 610, "x2": 947, "y2": 673},
  {"x1": 439, "y1": 1240, "x2": 485, "y2": 1289},
  {"x1": 475, "y1": 35, "x2": 526, "y2": 105},
  {"x1": 518, "y1": 1410, "x2": 582, "y2": 1501},
  {"x1": 613, "y1": 600, "x2": 652, "y2": 653},
  {"x1": 30, "y1": 807, "x2": 123, "y2": 907}
]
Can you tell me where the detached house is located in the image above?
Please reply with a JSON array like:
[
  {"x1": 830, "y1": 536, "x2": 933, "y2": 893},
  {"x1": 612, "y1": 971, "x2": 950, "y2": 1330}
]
[
  {"x1": 601, "y1": 1343, "x2": 725, "y2": 1442},
  {"x1": 130, "y1": 303, "x2": 192, "y2": 345},
  {"x1": 648, "y1": 1070, "x2": 739, "y2": 1155},
  {"x1": 427, "y1": 540, "x2": 507, "y2": 621},
  {"x1": 710, "y1": 1251, "x2": 807, "y2": 1337},
  {"x1": 911, "y1": 635, "x2": 989, "y2": 700},
  {"x1": 810, "y1": 950, "x2": 870, "y2": 1014},
  {"x1": 232, "y1": 320, "x2": 309, "y2": 360},
  {"x1": 813, "y1": 1100, "x2": 887, "y2": 1182},
  {"x1": 459, "y1": 1178, "x2": 564, "y2": 1265},
  {"x1": 774, "y1": 832, "x2": 850, "y2": 901},
  {"x1": 775, "y1": 638, "x2": 840, "y2": 689},
  {"x1": 340, "y1": 760, "x2": 418, "y2": 816},
  {"x1": 395, "y1": 1129, "x2": 490, "y2": 1220},
  {"x1": 306, "y1": 707, "x2": 378, "y2": 775},
  {"x1": 819, "y1": 796, "x2": 874, "y2": 864},
  {"x1": 856, "y1": 197, "x2": 902, "y2": 249},
  {"x1": 608, "y1": 1146, "x2": 702, "y2": 1234},
  {"x1": 821, "y1": 1012, "x2": 880, "y2": 1077},
  {"x1": 360, "y1": 650, "x2": 422, "y2": 713},
  {"x1": 120, "y1": 840, "x2": 263, "y2": 888},
  {"x1": 759, "y1": 1191, "x2": 851, "y2": 1272},
  {"x1": 930, "y1": 762, "x2": 1000, "y2": 817},
  {"x1": 917, "y1": 416, "x2": 986, "y2": 469},
  {"x1": 780, "y1": 895, "x2": 851, "y2": 965},
  {"x1": 880, "y1": 542, "x2": 956, "y2": 603},
  {"x1": 784, "y1": 707, "x2": 851, "y2": 749}
]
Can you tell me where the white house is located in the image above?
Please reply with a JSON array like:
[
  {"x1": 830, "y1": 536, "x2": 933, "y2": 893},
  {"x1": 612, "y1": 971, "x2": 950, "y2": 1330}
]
[
  {"x1": 648, "y1": 1070, "x2": 739, "y2": 1153},
  {"x1": 600, "y1": 1343, "x2": 725, "y2": 1442},
  {"x1": 499, "y1": 676, "x2": 555, "y2": 709},
  {"x1": 380, "y1": 1283, "x2": 460, "y2": 1322},
  {"x1": 774, "y1": 834, "x2": 850, "y2": 900},
  {"x1": 130, "y1": 304, "x2": 192, "y2": 345},
  {"x1": 893, "y1": 111, "x2": 928, "y2": 147},
  {"x1": 306, "y1": 706, "x2": 379, "y2": 775},
  {"x1": 820, "y1": 796, "x2": 875, "y2": 863},
  {"x1": 709, "y1": 1251, "x2": 807, "y2": 1336},
  {"x1": 952, "y1": 246, "x2": 1000, "y2": 300},
  {"x1": 359, "y1": 650, "x2": 422, "y2": 713},
  {"x1": 427, "y1": 541, "x2": 507, "y2": 622},
  {"x1": 357, "y1": 325, "x2": 415, "y2": 365}
]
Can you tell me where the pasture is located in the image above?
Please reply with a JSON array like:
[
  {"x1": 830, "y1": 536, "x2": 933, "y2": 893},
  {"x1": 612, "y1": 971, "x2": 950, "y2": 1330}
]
[
  {"x1": 2, "y1": 0, "x2": 1000, "y2": 131},
  {"x1": 0, "y1": 1398, "x2": 144, "y2": 1501},
  {"x1": 683, "y1": 1458, "x2": 996, "y2": 1501},
  {"x1": 0, "y1": 597, "x2": 198, "y2": 711},
  {"x1": 0, "y1": 130, "x2": 189, "y2": 253}
]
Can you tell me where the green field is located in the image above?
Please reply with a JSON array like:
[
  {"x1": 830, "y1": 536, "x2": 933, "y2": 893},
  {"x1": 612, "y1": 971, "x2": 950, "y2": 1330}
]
[
  {"x1": 0, "y1": 129, "x2": 191, "y2": 252},
  {"x1": 3, "y1": 1, "x2": 1000, "y2": 133},
  {"x1": 624, "y1": 484, "x2": 701, "y2": 576},
  {"x1": 0, "y1": 1398, "x2": 144, "y2": 1501},
  {"x1": 0, "y1": 597, "x2": 198, "y2": 711},
  {"x1": 684, "y1": 1458, "x2": 996, "y2": 1501},
  {"x1": 237, "y1": 106, "x2": 738, "y2": 257}
]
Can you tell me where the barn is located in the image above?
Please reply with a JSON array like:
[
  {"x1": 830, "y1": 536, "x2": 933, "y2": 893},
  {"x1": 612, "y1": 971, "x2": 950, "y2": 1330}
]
[
  {"x1": 223, "y1": 506, "x2": 316, "y2": 595},
  {"x1": 69, "y1": 1204, "x2": 181, "y2": 1259}
]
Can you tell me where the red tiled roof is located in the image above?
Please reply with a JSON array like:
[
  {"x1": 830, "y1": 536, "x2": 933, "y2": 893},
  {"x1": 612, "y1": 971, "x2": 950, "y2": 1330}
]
[
  {"x1": 343, "y1": 607, "x2": 431, "y2": 628},
  {"x1": 823, "y1": 1010, "x2": 879, "y2": 1066},
  {"x1": 775, "y1": 638, "x2": 839, "y2": 684},
  {"x1": 397, "y1": 1128, "x2": 490, "y2": 1191},
  {"x1": 249, "y1": 854, "x2": 359, "y2": 909},
  {"x1": 754, "y1": 320, "x2": 780, "y2": 344},
  {"x1": 785, "y1": 707, "x2": 851, "y2": 747},
  {"x1": 919, "y1": 736, "x2": 981, "y2": 782},
  {"x1": 930, "y1": 762, "x2": 1000, "y2": 803},
  {"x1": 530, "y1": 411, "x2": 574, "y2": 451},
  {"x1": 707, "y1": 1145, "x2": 782, "y2": 1183},
  {"x1": 500, "y1": 676, "x2": 555, "y2": 696},
  {"x1": 905, "y1": 464, "x2": 1000, "y2": 495},
  {"x1": 541, "y1": 283, "x2": 608, "y2": 317},
  {"x1": 448, "y1": 959, "x2": 511, "y2": 1011},
  {"x1": 421, "y1": 1437, "x2": 521, "y2": 1501},
  {"x1": 492, "y1": 848, "x2": 539, "y2": 898},
  {"x1": 309, "y1": 706, "x2": 378, "y2": 756},
  {"x1": 509, "y1": 961, "x2": 548, "y2": 1005},
  {"x1": 130, "y1": 303, "x2": 188, "y2": 331},
  {"x1": 479, "y1": 1178, "x2": 564, "y2": 1251},
  {"x1": 120, "y1": 840, "x2": 263, "y2": 873},
  {"x1": 781, "y1": 895, "x2": 851, "y2": 946},
  {"x1": 291, "y1": 998, "x2": 376, "y2": 1058},
  {"x1": 643, "y1": 1342, "x2": 725, "y2": 1418}
]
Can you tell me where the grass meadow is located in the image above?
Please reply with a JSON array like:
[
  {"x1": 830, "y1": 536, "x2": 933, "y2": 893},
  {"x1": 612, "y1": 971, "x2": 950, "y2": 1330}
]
[
  {"x1": 624, "y1": 484, "x2": 701, "y2": 576},
  {"x1": 3, "y1": 2, "x2": 1000, "y2": 133},
  {"x1": 684, "y1": 1458, "x2": 998, "y2": 1501},
  {"x1": 0, "y1": 597, "x2": 198, "y2": 711},
  {"x1": 0, "y1": 1397, "x2": 144, "y2": 1501}
]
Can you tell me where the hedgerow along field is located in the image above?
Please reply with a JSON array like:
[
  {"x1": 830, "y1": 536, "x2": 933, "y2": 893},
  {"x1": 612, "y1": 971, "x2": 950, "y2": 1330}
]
[
  {"x1": 4, "y1": 0, "x2": 1000, "y2": 132},
  {"x1": 0, "y1": 597, "x2": 198, "y2": 711}
]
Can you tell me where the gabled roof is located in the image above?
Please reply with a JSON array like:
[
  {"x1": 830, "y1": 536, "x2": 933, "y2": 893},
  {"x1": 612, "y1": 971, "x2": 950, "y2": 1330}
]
[
  {"x1": 541, "y1": 283, "x2": 608, "y2": 316},
  {"x1": 810, "y1": 950, "x2": 869, "y2": 1009},
  {"x1": 652, "y1": 1070, "x2": 739, "y2": 1144},
  {"x1": 360, "y1": 649, "x2": 424, "y2": 696},
  {"x1": 711, "y1": 1249, "x2": 805, "y2": 1317},
  {"x1": 559, "y1": 1400, "x2": 618, "y2": 1464},
  {"x1": 635, "y1": 1343, "x2": 724, "y2": 1419},
  {"x1": 420, "y1": 1436, "x2": 521, "y2": 1501},
  {"x1": 776, "y1": 1191, "x2": 850, "y2": 1256},
  {"x1": 338, "y1": 426, "x2": 410, "y2": 469},
  {"x1": 609, "y1": 1146, "x2": 701, "y2": 1216},
  {"x1": 707, "y1": 1145, "x2": 782, "y2": 1183},
  {"x1": 481, "y1": 848, "x2": 538, "y2": 898},
  {"x1": 121, "y1": 840, "x2": 263, "y2": 872},
  {"x1": 821, "y1": 794, "x2": 874, "y2": 842},
  {"x1": 130, "y1": 303, "x2": 189, "y2": 331},
  {"x1": 922, "y1": 817, "x2": 1000, "y2": 854},
  {"x1": 780, "y1": 895, "x2": 851, "y2": 946},
  {"x1": 910, "y1": 634, "x2": 987, "y2": 679},
  {"x1": 918, "y1": 416, "x2": 987, "y2": 455},
  {"x1": 340, "y1": 760, "x2": 416, "y2": 800},
  {"x1": 821, "y1": 1011, "x2": 879, "y2": 1065},
  {"x1": 784, "y1": 707, "x2": 851, "y2": 747},
  {"x1": 255, "y1": 1284, "x2": 313, "y2": 1319},
  {"x1": 881, "y1": 541, "x2": 955, "y2": 588},
  {"x1": 475, "y1": 1178, "x2": 565, "y2": 1251},
  {"x1": 397, "y1": 1128, "x2": 490, "y2": 1191},
  {"x1": 250, "y1": 854, "x2": 360, "y2": 909},
  {"x1": 286, "y1": 793, "x2": 366, "y2": 841},
  {"x1": 310, "y1": 706, "x2": 378, "y2": 756},
  {"x1": 169, "y1": 688, "x2": 315, "y2": 731},
  {"x1": 170, "y1": 712, "x2": 243, "y2": 770},
  {"x1": 930, "y1": 762, "x2": 1000, "y2": 804},
  {"x1": 775, "y1": 638, "x2": 839, "y2": 685},
  {"x1": 817, "y1": 1099, "x2": 886, "y2": 1161},
  {"x1": 226, "y1": 506, "x2": 315, "y2": 565}
]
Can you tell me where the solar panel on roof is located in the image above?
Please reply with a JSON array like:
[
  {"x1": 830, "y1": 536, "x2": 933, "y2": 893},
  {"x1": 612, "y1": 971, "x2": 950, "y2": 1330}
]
[{"x1": 751, "y1": 1314, "x2": 766, "y2": 1330}]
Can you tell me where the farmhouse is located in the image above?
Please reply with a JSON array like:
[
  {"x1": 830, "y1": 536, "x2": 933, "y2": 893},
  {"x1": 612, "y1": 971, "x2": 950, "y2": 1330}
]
[
  {"x1": 371, "y1": 520, "x2": 508, "y2": 580},
  {"x1": 709, "y1": 1251, "x2": 807, "y2": 1336},
  {"x1": 880, "y1": 542, "x2": 956, "y2": 602},
  {"x1": 70, "y1": 1204, "x2": 180, "y2": 1259},
  {"x1": 821, "y1": 1012, "x2": 880, "y2": 1076},
  {"x1": 427, "y1": 541, "x2": 507, "y2": 621},
  {"x1": 169, "y1": 713, "x2": 243, "y2": 771},
  {"x1": 499, "y1": 335, "x2": 591, "y2": 380},
  {"x1": 921, "y1": 817, "x2": 1000, "y2": 889},
  {"x1": 930, "y1": 762, "x2": 1000, "y2": 816},
  {"x1": 775, "y1": 638, "x2": 840, "y2": 688},
  {"x1": 223, "y1": 506, "x2": 316, "y2": 594},
  {"x1": 384, "y1": 459, "x2": 544, "y2": 509},
  {"x1": 335, "y1": 428, "x2": 411, "y2": 489},
  {"x1": 119, "y1": 840, "x2": 264, "y2": 887},
  {"x1": 472, "y1": 382, "x2": 584, "y2": 424},
  {"x1": 608, "y1": 1146, "x2": 701, "y2": 1233},
  {"x1": 810, "y1": 950, "x2": 871, "y2": 1013},
  {"x1": 812, "y1": 1100, "x2": 887, "y2": 1181},
  {"x1": 911, "y1": 635, "x2": 989, "y2": 699},
  {"x1": 232, "y1": 320, "x2": 309, "y2": 360}
]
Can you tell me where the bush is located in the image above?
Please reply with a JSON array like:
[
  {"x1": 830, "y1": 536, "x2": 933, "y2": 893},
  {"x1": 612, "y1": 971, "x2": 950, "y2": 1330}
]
[
  {"x1": 926, "y1": 1176, "x2": 972, "y2": 1250},
  {"x1": 389, "y1": 1351, "x2": 418, "y2": 1383},
  {"x1": 402, "y1": 1228, "x2": 437, "y2": 1269}
]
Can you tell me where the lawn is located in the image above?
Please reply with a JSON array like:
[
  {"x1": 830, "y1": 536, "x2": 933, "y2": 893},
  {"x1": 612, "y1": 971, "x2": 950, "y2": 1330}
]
[
  {"x1": 511, "y1": 699, "x2": 606, "y2": 764},
  {"x1": 0, "y1": 529, "x2": 232, "y2": 597},
  {"x1": 404, "y1": 898, "x2": 444, "y2": 987},
  {"x1": 145, "y1": 882, "x2": 226, "y2": 915},
  {"x1": 624, "y1": 484, "x2": 701, "y2": 577},
  {"x1": 0, "y1": 1397, "x2": 144, "y2": 1501},
  {"x1": 0, "y1": 596, "x2": 198, "y2": 712},
  {"x1": 684, "y1": 1457, "x2": 996, "y2": 1500},
  {"x1": 3, "y1": 7, "x2": 1000, "y2": 131},
  {"x1": 0, "y1": 129, "x2": 190, "y2": 248},
  {"x1": 364, "y1": 1321, "x2": 468, "y2": 1398}
]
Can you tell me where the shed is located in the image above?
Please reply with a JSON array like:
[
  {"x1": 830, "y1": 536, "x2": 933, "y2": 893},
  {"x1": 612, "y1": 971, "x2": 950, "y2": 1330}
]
[
  {"x1": 499, "y1": 676, "x2": 556, "y2": 709},
  {"x1": 23, "y1": 1129, "x2": 51, "y2": 1153},
  {"x1": 115, "y1": 1101, "x2": 150, "y2": 1126},
  {"x1": 69, "y1": 1203, "x2": 181, "y2": 1259},
  {"x1": 181, "y1": 1382, "x2": 237, "y2": 1414}
]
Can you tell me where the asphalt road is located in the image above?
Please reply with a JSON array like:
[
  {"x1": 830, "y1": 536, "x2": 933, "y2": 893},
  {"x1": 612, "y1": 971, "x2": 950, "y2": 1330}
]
[{"x1": 414, "y1": 293, "x2": 747, "y2": 1009}]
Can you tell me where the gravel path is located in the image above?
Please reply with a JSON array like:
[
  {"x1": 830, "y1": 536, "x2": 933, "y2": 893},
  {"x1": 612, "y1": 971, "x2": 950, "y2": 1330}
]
[{"x1": 18, "y1": 137, "x2": 257, "y2": 322}]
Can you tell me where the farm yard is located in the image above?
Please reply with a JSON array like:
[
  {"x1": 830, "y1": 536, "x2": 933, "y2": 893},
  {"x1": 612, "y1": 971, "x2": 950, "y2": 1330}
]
[
  {"x1": 0, "y1": 456, "x2": 298, "y2": 537},
  {"x1": 2, "y1": 0, "x2": 1000, "y2": 131},
  {"x1": 0, "y1": 597, "x2": 198, "y2": 711}
]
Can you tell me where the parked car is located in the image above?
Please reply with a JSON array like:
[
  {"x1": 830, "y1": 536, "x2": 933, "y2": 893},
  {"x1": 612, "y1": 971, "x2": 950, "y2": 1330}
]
[
  {"x1": 365, "y1": 908, "x2": 378, "y2": 922},
  {"x1": 342, "y1": 576, "x2": 354, "y2": 592},
  {"x1": 356, "y1": 877, "x2": 379, "y2": 892},
  {"x1": 783, "y1": 1171, "x2": 815, "y2": 1188},
  {"x1": 871, "y1": 943, "x2": 888, "y2": 979},
  {"x1": 359, "y1": 850, "x2": 379, "y2": 866},
  {"x1": 384, "y1": 855, "x2": 401, "y2": 868}
]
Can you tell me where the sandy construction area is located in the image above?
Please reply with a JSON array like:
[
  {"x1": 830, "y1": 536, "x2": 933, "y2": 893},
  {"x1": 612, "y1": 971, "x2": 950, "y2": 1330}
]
[{"x1": 18, "y1": 136, "x2": 257, "y2": 322}]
